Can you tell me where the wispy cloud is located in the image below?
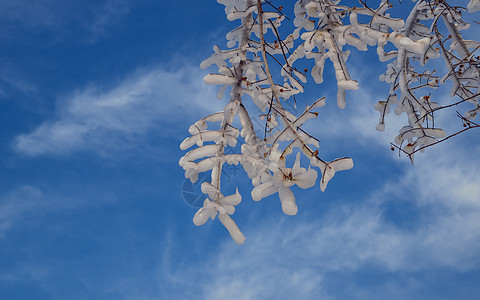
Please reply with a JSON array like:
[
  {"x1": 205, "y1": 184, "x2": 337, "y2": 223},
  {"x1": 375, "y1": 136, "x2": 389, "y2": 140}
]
[
  {"x1": 0, "y1": 0, "x2": 129, "y2": 42},
  {"x1": 0, "y1": 185, "x2": 94, "y2": 240},
  {"x1": 0, "y1": 186, "x2": 44, "y2": 236},
  {"x1": 0, "y1": 0, "x2": 65, "y2": 30},
  {"x1": 0, "y1": 72, "x2": 37, "y2": 97},
  {"x1": 13, "y1": 66, "x2": 219, "y2": 157},
  {"x1": 89, "y1": 0, "x2": 129, "y2": 41}
]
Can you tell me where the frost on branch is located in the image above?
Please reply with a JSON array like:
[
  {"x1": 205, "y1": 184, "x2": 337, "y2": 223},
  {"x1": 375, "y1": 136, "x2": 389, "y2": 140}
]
[
  {"x1": 180, "y1": 0, "x2": 353, "y2": 244},
  {"x1": 374, "y1": 0, "x2": 480, "y2": 160},
  {"x1": 251, "y1": 151, "x2": 318, "y2": 216},
  {"x1": 292, "y1": 0, "x2": 479, "y2": 160},
  {"x1": 291, "y1": 0, "x2": 410, "y2": 108},
  {"x1": 180, "y1": 0, "x2": 479, "y2": 244},
  {"x1": 469, "y1": 0, "x2": 480, "y2": 13}
]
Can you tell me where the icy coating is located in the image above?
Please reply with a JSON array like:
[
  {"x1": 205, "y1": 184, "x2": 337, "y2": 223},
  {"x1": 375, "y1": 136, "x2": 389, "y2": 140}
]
[{"x1": 180, "y1": 0, "x2": 479, "y2": 243}]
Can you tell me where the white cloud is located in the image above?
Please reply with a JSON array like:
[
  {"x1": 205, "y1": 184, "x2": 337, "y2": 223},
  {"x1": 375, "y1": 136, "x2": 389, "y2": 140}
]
[
  {"x1": 0, "y1": 0, "x2": 129, "y2": 42},
  {"x1": 0, "y1": 185, "x2": 44, "y2": 236},
  {"x1": 0, "y1": 185, "x2": 110, "y2": 238},
  {"x1": 13, "y1": 66, "x2": 220, "y2": 156},
  {"x1": 89, "y1": 0, "x2": 129, "y2": 41},
  {"x1": 0, "y1": 72, "x2": 37, "y2": 97},
  {"x1": 203, "y1": 266, "x2": 328, "y2": 300},
  {"x1": 0, "y1": 0, "x2": 64, "y2": 29}
]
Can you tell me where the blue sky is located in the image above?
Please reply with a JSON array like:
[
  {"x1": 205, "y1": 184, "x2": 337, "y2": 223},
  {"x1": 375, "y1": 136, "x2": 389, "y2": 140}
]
[{"x1": 1, "y1": 0, "x2": 480, "y2": 299}]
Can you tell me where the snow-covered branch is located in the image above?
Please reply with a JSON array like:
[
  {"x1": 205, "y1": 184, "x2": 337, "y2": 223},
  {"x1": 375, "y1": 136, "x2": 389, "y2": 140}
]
[{"x1": 180, "y1": 0, "x2": 479, "y2": 244}]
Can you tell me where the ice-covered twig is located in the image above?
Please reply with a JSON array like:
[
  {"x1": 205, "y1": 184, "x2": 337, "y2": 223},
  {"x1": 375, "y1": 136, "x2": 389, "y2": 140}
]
[
  {"x1": 180, "y1": 0, "x2": 479, "y2": 244},
  {"x1": 180, "y1": 0, "x2": 354, "y2": 244}
]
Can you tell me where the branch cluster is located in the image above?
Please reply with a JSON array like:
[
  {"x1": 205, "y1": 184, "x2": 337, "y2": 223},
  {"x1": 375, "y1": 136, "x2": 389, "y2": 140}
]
[{"x1": 180, "y1": 0, "x2": 479, "y2": 244}]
